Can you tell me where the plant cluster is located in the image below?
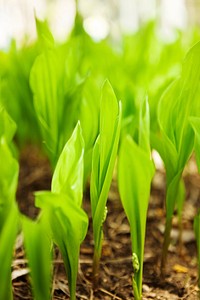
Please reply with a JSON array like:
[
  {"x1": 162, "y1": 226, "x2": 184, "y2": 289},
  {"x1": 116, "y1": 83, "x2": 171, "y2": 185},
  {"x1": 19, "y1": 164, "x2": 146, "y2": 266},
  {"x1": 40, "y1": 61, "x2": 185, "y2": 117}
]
[{"x1": 1, "y1": 12, "x2": 200, "y2": 300}]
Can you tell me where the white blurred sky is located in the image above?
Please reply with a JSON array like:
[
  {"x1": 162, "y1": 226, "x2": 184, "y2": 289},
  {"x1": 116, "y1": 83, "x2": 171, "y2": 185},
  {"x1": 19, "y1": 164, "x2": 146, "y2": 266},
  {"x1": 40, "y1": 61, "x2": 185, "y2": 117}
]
[{"x1": 0, "y1": 0, "x2": 188, "y2": 49}]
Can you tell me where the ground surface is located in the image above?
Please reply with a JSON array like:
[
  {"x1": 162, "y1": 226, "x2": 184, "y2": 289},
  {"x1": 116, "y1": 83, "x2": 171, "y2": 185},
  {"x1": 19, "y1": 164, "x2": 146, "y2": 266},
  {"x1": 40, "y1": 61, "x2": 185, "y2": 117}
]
[{"x1": 13, "y1": 146, "x2": 199, "y2": 299}]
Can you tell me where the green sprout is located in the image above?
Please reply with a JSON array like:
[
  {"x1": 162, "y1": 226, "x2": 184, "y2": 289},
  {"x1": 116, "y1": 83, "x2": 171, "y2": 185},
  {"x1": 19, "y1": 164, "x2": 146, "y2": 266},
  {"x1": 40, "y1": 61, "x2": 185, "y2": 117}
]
[
  {"x1": 36, "y1": 122, "x2": 88, "y2": 300},
  {"x1": 151, "y1": 41, "x2": 200, "y2": 274},
  {"x1": 118, "y1": 97, "x2": 154, "y2": 299},
  {"x1": 194, "y1": 211, "x2": 200, "y2": 295},
  {"x1": 0, "y1": 108, "x2": 19, "y2": 300},
  {"x1": 90, "y1": 80, "x2": 122, "y2": 289}
]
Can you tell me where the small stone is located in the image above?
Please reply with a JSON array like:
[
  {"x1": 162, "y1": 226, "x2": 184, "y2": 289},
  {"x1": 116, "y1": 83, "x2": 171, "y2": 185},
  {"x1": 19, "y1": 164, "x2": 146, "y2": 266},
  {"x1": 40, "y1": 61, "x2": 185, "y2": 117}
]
[
  {"x1": 142, "y1": 284, "x2": 151, "y2": 293},
  {"x1": 149, "y1": 292, "x2": 157, "y2": 298}
]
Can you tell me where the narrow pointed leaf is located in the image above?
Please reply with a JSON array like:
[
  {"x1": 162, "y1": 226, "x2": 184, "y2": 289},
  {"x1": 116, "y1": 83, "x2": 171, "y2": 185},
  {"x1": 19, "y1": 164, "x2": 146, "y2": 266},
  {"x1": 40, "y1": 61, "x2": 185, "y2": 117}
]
[
  {"x1": 36, "y1": 192, "x2": 88, "y2": 300},
  {"x1": 22, "y1": 216, "x2": 52, "y2": 300},
  {"x1": 52, "y1": 122, "x2": 84, "y2": 206},
  {"x1": 189, "y1": 117, "x2": 200, "y2": 172},
  {"x1": 118, "y1": 135, "x2": 154, "y2": 297},
  {"x1": 90, "y1": 80, "x2": 122, "y2": 248},
  {"x1": 0, "y1": 205, "x2": 19, "y2": 300}
]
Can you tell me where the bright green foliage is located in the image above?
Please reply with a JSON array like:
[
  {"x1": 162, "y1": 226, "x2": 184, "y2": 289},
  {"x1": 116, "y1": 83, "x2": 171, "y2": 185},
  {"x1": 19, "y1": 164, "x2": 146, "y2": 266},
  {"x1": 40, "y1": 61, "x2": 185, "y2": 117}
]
[
  {"x1": 21, "y1": 216, "x2": 52, "y2": 300},
  {"x1": 190, "y1": 118, "x2": 200, "y2": 290},
  {"x1": 79, "y1": 78, "x2": 100, "y2": 185},
  {"x1": 90, "y1": 80, "x2": 122, "y2": 287},
  {"x1": 190, "y1": 117, "x2": 200, "y2": 171},
  {"x1": 2, "y1": 12, "x2": 200, "y2": 298},
  {"x1": 0, "y1": 205, "x2": 19, "y2": 300},
  {"x1": 118, "y1": 98, "x2": 154, "y2": 299},
  {"x1": 194, "y1": 211, "x2": 200, "y2": 290},
  {"x1": 0, "y1": 42, "x2": 40, "y2": 144},
  {"x1": 36, "y1": 123, "x2": 88, "y2": 300},
  {"x1": 0, "y1": 106, "x2": 16, "y2": 144},
  {"x1": 0, "y1": 109, "x2": 19, "y2": 300},
  {"x1": 51, "y1": 121, "x2": 84, "y2": 205},
  {"x1": 151, "y1": 41, "x2": 200, "y2": 272},
  {"x1": 0, "y1": 109, "x2": 19, "y2": 229},
  {"x1": 30, "y1": 20, "x2": 85, "y2": 168},
  {"x1": 35, "y1": 18, "x2": 55, "y2": 50}
]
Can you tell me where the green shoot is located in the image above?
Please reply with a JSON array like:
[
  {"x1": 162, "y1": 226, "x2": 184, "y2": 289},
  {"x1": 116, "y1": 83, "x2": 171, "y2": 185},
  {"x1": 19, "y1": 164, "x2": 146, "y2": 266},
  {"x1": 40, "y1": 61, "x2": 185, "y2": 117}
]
[
  {"x1": 194, "y1": 211, "x2": 200, "y2": 293},
  {"x1": 30, "y1": 19, "x2": 85, "y2": 168},
  {"x1": 90, "y1": 80, "x2": 122, "y2": 289},
  {"x1": 151, "y1": 41, "x2": 200, "y2": 274},
  {"x1": 0, "y1": 109, "x2": 19, "y2": 300},
  {"x1": 118, "y1": 98, "x2": 154, "y2": 299},
  {"x1": 21, "y1": 216, "x2": 52, "y2": 300},
  {"x1": 36, "y1": 122, "x2": 88, "y2": 300}
]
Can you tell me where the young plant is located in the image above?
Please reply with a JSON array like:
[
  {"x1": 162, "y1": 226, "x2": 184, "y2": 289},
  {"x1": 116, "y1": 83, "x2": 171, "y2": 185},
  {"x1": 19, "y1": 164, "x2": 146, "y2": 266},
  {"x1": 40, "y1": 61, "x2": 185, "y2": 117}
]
[
  {"x1": 0, "y1": 108, "x2": 19, "y2": 300},
  {"x1": 21, "y1": 216, "x2": 52, "y2": 300},
  {"x1": 90, "y1": 80, "x2": 122, "y2": 289},
  {"x1": 118, "y1": 98, "x2": 154, "y2": 299},
  {"x1": 30, "y1": 18, "x2": 85, "y2": 168},
  {"x1": 0, "y1": 41, "x2": 40, "y2": 144},
  {"x1": 189, "y1": 117, "x2": 200, "y2": 293},
  {"x1": 151, "y1": 41, "x2": 200, "y2": 274},
  {"x1": 194, "y1": 211, "x2": 200, "y2": 293},
  {"x1": 35, "y1": 122, "x2": 88, "y2": 300}
]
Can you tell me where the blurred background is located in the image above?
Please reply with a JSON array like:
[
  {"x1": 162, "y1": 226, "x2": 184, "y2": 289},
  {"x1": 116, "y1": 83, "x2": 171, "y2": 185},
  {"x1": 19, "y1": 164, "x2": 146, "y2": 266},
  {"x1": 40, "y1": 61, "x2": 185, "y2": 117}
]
[{"x1": 0, "y1": 0, "x2": 200, "y2": 49}]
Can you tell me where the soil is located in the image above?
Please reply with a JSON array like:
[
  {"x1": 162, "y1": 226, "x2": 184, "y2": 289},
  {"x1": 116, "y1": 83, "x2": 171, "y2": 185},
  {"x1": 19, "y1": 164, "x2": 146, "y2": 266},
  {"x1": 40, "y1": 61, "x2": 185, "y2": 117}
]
[{"x1": 13, "y1": 145, "x2": 200, "y2": 299}]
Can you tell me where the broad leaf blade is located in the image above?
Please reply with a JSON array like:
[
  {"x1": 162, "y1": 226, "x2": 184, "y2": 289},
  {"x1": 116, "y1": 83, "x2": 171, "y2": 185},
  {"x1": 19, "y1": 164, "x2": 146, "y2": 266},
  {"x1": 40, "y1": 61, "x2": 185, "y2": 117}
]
[
  {"x1": 51, "y1": 122, "x2": 84, "y2": 206},
  {"x1": 118, "y1": 135, "x2": 154, "y2": 296},
  {"x1": 35, "y1": 18, "x2": 55, "y2": 49},
  {"x1": 99, "y1": 80, "x2": 119, "y2": 182},
  {"x1": 194, "y1": 211, "x2": 200, "y2": 288},
  {"x1": 0, "y1": 205, "x2": 19, "y2": 300},
  {"x1": 0, "y1": 142, "x2": 19, "y2": 229},
  {"x1": 22, "y1": 216, "x2": 52, "y2": 300},
  {"x1": 0, "y1": 107, "x2": 16, "y2": 143},
  {"x1": 36, "y1": 192, "x2": 88, "y2": 300},
  {"x1": 91, "y1": 81, "x2": 122, "y2": 247},
  {"x1": 189, "y1": 117, "x2": 200, "y2": 172}
]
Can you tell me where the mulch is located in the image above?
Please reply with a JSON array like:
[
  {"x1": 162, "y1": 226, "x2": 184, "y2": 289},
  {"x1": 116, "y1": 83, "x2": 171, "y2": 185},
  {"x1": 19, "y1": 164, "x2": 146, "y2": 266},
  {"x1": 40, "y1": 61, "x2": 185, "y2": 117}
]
[{"x1": 12, "y1": 145, "x2": 199, "y2": 299}]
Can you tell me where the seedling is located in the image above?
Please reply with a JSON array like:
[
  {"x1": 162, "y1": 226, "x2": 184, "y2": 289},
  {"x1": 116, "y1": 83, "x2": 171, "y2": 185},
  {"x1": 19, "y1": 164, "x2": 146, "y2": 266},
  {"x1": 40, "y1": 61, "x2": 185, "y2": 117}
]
[
  {"x1": 194, "y1": 211, "x2": 200, "y2": 295},
  {"x1": 21, "y1": 216, "x2": 52, "y2": 300},
  {"x1": 151, "y1": 41, "x2": 200, "y2": 274},
  {"x1": 30, "y1": 19, "x2": 85, "y2": 168},
  {"x1": 36, "y1": 122, "x2": 88, "y2": 300},
  {"x1": 0, "y1": 108, "x2": 19, "y2": 300},
  {"x1": 118, "y1": 98, "x2": 154, "y2": 299},
  {"x1": 90, "y1": 80, "x2": 122, "y2": 289}
]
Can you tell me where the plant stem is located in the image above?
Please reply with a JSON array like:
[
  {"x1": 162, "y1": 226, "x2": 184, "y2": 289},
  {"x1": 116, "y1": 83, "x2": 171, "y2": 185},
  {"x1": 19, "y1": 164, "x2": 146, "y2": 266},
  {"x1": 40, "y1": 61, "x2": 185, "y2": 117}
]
[
  {"x1": 132, "y1": 277, "x2": 141, "y2": 300},
  {"x1": 92, "y1": 249, "x2": 100, "y2": 291},
  {"x1": 198, "y1": 260, "x2": 200, "y2": 298},
  {"x1": 161, "y1": 216, "x2": 172, "y2": 276}
]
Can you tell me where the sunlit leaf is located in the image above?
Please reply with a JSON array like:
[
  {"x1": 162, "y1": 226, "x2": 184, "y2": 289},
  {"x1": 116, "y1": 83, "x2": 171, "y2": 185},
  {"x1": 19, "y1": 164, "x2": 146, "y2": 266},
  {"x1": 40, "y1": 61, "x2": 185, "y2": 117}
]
[
  {"x1": 52, "y1": 122, "x2": 84, "y2": 206},
  {"x1": 22, "y1": 216, "x2": 52, "y2": 300}
]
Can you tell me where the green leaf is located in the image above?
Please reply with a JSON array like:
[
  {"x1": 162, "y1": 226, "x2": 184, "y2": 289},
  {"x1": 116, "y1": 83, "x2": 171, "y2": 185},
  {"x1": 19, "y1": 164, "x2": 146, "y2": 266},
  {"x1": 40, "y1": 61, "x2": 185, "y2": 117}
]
[
  {"x1": 189, "y1": 117, "x2": 200, "y2": 172},
  {"x1": 154, "y1": 41, "x2": 200, "y2": 272},
  {"x1": 99, "y1": 80, "x2": 119, "y2": 180},
  {"x1": 30, "y1": 49, "x2": 61, "y2": 162},
  {"x1": 139, "y1": 95, "x2": 151, "y2": 155},
  {"x1": 0, "y1": 142, "x2": 19, "y2": 230},
  {"x1": 0, "y1": 107, "x2": 16, "y2": 143},
  {"x1": 118, "y1": 135, "x2": 154, "y2": 297},
  {"x1": 35, "y1": 192, "x2": 88, "y2": 300},
  {"x1": 21, "y1": 215, "x2": 52, "y2": 300},
  {"x1": 194, "y1": 211, "x2": 200, "y2": 289},
  {"x1": 30, "y1": 43, "x2": 85, "y2": 168},
  {"x1": 35, "y1": 18, "x2": 55, "y2": 49},
  {"x1": 52, "y1": 122, "x2": 84, "y2": 206},
  {"x1": 90, "y1": 80, "x2": 122, "y2": 251},
  {"x1": 0, "y1": 205, "x2": 19, "y2": 300}
]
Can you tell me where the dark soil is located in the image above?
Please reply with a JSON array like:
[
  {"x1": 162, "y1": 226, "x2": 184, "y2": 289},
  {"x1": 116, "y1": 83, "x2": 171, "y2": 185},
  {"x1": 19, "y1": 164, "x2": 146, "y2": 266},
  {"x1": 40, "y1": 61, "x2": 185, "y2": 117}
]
[{"x1": 13, "y1": 146, "x2": 199, "y2": 299}]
